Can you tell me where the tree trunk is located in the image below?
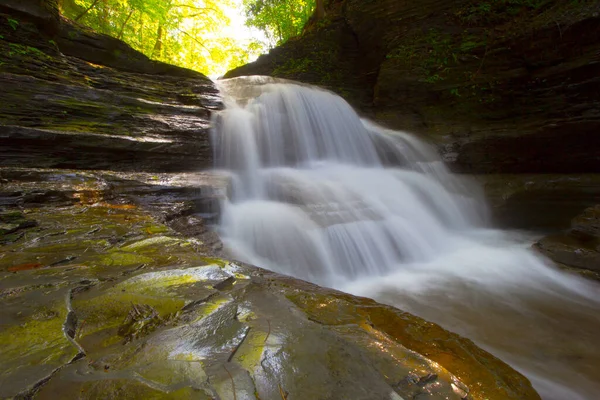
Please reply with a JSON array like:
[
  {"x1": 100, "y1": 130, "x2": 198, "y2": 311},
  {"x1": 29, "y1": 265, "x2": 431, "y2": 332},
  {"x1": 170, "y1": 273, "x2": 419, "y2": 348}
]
[
  {"x1": 118, "y1": 9, "x2": 134, "y2": 40},
  {"x1": 315, "y1": 0, "x2": 325, "y2": 20},
  {"x1": 151, "y1": 24, "x2": 163, "y2": 58},
  {"x1": 101, "y1": 0, "x2": 108, "y2": 32},
  {"x1": 74, "y1": 0, "x2": 100, "y2": 21}
]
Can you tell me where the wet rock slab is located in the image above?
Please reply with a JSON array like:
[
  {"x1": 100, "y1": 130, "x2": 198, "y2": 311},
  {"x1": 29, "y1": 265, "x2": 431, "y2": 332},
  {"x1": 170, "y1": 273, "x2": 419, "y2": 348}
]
[
  {"x1": 535, "y1": 205, "x2": 600, "y2": 279},
  {"x1": 0, "y1": 170, "x2": 540, "y2": 399}
]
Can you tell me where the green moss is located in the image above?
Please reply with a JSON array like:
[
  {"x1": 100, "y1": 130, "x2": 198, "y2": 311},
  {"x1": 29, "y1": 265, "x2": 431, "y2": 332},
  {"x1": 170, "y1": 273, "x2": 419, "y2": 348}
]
[
  {"x1": 143, "y1": 224, "x2": 170, "y2": 235},
  {"x1": 233, "y1": 328, "x2": 267, "y2": 370},
  {"x1": 456, "y1": 0, "x2": 550, "y2": 26},
  {"x1": 50, "y1": 380, "x2": 205, "y2": 399},
  {"x1": 7, "y1": 43, "x2": 50, "y2": 59},
  {"x1": 100, "y1": 251, "x2": 154, "y2": 267},
  {"x1": 200, "y1": 257, "x2": 229, "y2": 268},
  {"x1": 6, "y1": 17, "x2": 19, "y2": 31},
  {"x1": 273, "y1": 57, "x2": 313, "y2": 76},
  {"x1": 75, "y1": 291, "x2": 184, "y2": 338},
  {"x1": 0, "y1": 302, "x2": 76, "y2": 364},
  {"x1": 121, "y1": 236, "x2": 180, "y2": 251}
]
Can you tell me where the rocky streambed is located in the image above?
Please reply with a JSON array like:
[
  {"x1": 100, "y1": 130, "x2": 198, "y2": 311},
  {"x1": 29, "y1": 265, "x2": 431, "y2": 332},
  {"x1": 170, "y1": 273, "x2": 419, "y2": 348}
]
[{"x1": 0, "y1": 168, "x2": 539, "y2": 399}]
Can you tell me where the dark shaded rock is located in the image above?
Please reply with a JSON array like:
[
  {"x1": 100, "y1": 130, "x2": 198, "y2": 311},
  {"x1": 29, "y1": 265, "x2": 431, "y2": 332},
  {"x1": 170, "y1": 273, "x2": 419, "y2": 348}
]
[
  {"x1": 535, "y1": 205, "x2": 600, "y2": 273},
  {"x1": 0, "y1": 210, "x2": 38, "y2": 244},
  {"x1": 478, "y1": 174, "x2": 600, "y2": 231},
  {"x1": 226, "y1": 0, "x2": 600, "y2": 175},
  {"x1": 571, "y1": 205, "x2": 600, "y2": 239},
  {"x1": 0, "y1": 0, "x2": 60, "y2": 35}
]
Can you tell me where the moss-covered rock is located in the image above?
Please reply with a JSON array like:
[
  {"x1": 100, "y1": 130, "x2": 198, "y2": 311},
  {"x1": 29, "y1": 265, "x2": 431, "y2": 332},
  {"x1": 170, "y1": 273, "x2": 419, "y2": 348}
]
[{"x1": 0, "y1": 168, "x2": 540, "y2": 399}]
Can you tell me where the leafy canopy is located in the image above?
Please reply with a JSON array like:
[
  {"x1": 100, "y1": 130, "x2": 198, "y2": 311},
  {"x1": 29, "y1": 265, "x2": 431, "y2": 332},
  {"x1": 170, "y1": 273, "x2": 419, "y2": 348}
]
[
  {"x1": 60, "y1": 0, "x2": 265, "y2": 76},
  {"x1": 243, "y1": 0, "x2": 316, "y2": 47}
]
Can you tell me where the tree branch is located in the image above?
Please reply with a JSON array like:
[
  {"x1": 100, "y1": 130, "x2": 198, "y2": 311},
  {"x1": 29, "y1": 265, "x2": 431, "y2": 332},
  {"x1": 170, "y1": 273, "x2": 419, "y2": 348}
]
[
  {"x1": 171, "y1": 4, "x2": 220, "y2": 14},
  {"x1": 118, "y1": 9, "x2": 135, "y2": 40},
  {"x1": 74, "y1": 0, "x2": 100, "y2": 21}
]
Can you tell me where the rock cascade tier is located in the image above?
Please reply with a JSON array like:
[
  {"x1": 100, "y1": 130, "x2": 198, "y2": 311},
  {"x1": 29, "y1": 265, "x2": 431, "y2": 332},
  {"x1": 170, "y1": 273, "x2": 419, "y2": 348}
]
[{"x1": 536, "y1": 205, "x2": 600, "y2": 279}]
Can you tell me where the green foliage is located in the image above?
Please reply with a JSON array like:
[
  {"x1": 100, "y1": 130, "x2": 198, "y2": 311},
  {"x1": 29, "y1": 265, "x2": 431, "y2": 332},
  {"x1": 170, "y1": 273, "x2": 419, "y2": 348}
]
[
  {"x1": 449, "y1": 88, "x2": 461, "y2": 97},
  {"x1": 6, "y1": 18, "x2": 19, "y2": 30},
  {"x1": 388, "y1": 29, "x2": 474, "y2": 84},
  {"x1": 273, "y1": 57, "x2": 313, "y2": 75},
  {"x1": 59, "y1": 0, "x2": 264, "y2": 76},
  {"x1": 456, "y1": 0, "x2": 552, "y2": 25},
  {"x1": 243, "y1": 0, "x2": 316, "y2": 47},
  {"x1": 7, "y1": 43, "x2": 47, "y2": 58}
]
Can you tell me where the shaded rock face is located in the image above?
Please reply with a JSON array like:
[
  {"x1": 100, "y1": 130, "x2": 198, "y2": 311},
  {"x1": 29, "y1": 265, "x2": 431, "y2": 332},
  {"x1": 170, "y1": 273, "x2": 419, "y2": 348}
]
[
  {"x1": 477, "y1": 174, "x2": 600, "y2": 230},
  {"x1": 225, "y1": 0, "x2": 600, "y2": 175},
  {"x1": 535, "y1": 205, "x2": 600, "y2": 279},
  {"x1": 0, "y1": 2, "x2": 220, "y2": 172},
  {"x1": 0, "y1": 171, "x2": 540, "y2": 399}
]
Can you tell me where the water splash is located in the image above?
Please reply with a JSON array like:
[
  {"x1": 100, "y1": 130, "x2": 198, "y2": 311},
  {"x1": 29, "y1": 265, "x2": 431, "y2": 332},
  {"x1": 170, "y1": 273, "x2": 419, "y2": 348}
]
[{"x1": 212, "y1": 76, "x2": 600, "y2": 400}]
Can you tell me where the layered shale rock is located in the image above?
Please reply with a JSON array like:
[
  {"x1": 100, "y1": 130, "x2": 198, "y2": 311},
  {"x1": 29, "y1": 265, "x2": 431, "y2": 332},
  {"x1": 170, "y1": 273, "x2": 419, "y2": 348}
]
[{"x1": 0, "y1": 1, "x2": 220, "y2": 172}]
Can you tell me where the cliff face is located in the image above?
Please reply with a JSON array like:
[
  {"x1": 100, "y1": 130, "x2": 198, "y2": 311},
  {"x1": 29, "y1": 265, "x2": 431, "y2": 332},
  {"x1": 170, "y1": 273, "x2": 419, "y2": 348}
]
[
  {"x1": 0, "y1": 0, "x2": 220, "y2": 172},
  {"x1": 225, "y1": 0, "x2": 600, "y2": 175}
]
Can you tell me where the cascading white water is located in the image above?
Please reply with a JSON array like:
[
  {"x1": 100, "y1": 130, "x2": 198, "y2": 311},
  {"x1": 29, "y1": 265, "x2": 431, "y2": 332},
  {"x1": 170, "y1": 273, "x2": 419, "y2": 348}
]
[{"x1": 212, "y1": 76, "x2": 600, "y2": 400}]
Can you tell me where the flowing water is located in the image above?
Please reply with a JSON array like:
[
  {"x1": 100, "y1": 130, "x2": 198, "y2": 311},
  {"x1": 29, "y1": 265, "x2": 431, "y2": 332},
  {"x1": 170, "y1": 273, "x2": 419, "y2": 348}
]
[{"x1": 212, "y1": 76, "x2": 600, "y2": 400}]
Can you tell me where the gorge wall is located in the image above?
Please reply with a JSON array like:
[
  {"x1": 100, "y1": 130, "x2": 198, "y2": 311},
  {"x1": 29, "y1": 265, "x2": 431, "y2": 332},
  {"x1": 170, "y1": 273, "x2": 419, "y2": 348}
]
[
  {"x1": 224, "y1": 0, "x2": 600, "y2": 273},
  {"x1": 0, "y1": 0, "x2": 219, "y2": 172},
  {"x1": 225, "y1": 0, "x2": 600, "y2": 175}
]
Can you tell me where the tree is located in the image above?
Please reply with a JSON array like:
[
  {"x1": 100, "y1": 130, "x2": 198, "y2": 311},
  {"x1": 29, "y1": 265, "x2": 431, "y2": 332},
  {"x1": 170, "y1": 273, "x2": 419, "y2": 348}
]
[
  {"x1": 243, "y1": 0, "x2": 317, "y2": 47},
  {"x1": 59, "y1": 0, "x2": 264, "y2": 76}
]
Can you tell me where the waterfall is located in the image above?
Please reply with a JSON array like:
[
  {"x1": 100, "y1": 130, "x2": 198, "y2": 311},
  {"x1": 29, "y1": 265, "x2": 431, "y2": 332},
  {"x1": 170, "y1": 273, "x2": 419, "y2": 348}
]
[{"x1": 212, "y1": 76, "x2": 600, "y2": 400}]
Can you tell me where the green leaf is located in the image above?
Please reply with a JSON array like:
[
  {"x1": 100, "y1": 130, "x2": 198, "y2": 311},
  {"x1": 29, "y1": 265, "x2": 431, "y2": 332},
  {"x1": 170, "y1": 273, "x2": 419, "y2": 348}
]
[{"x1": 7, "y1": 18, "x2": 19, "y2": 30}]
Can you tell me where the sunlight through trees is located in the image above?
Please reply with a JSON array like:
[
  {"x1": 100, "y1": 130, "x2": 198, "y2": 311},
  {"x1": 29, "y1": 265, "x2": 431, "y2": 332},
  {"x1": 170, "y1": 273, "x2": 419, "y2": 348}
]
[
  {"x1": 59, "y1": 0, "x2": 319, "y2": 76},
  {"x1": 243, "y1": 0, "x2": 317, "y2": 47},
  {"x1": 59, "y1": 0, "x2": 264, "y2": 76}
]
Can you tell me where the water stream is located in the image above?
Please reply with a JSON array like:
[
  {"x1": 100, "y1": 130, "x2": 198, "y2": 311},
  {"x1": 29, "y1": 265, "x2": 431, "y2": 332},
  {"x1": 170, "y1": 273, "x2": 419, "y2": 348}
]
[{"x1": 212, "y1": 76, "x2": 600, "y2": 400}]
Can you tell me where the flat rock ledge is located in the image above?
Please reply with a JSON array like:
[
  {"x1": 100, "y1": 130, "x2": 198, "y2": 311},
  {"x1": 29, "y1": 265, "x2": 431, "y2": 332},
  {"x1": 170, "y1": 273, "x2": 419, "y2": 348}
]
[
  {"x1": 0, "y1": 169, "x2": 540, "y2": 400},
  {"x1": 535, "y1": 204, "x2": 600, "y2": 280}
]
